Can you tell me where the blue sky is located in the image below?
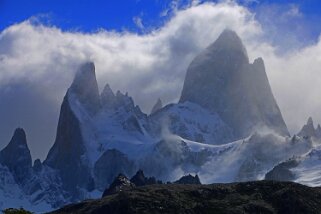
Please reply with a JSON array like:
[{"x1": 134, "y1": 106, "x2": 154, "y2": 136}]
[
  {"x1": 0, "y1": 0, "x2": 178, "y2": 32},
  {"x1": 1, "y1": 0, "x2": 321, "y2": 36}
]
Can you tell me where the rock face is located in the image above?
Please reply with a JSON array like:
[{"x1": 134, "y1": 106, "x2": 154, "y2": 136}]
[
  {"x1": 174, "y1": 174, "x2": 201, "y2": 184},
  {"x1": 265, "y1": 159, "x2": 299, "y2": 181},
  {"x1": 298, "y1": 117, "x2": 315, "y2": 137},
  {"x1": 101, "y1": 84, "x2": 116, "y2": 109},
  {"x1": 102, "y1": 174, "x2": 135, "y2": 197},
  {"x1": 297, "y1": 117, "x2": 321, "y2": 140},
  {"x1": 179, "y1": 29, "x2": 289, "y2": 138},
  {"x1": 33, "y1": 159, "x2": 42, "y2": 173},
  {"x1": 150, "y1": 98, "x2": 163, "y2": 114},
  {"x1": 94, "y1": 149, "x2": 136, "y2": 191},
  {"x1": 44, "y1": 62, "x2": 98, "y2": 196},
  {"x1": 316, "y1": 125, "x2": 321, "y2": 139},
  {"x1": 0, "y1": 128, "x2": 32, "y2": 184},
  {"x1": 69, "y1": 62, "x2": 101, "y2": 113}
]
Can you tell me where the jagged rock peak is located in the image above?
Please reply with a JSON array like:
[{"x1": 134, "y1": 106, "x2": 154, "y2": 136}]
[
  {"x1": 130, "y1": 169, "x2": 162, "y2": 186},
  {"x1": 101, "y1": 83, "x2": 116, "y2": 108},
  {"x1": 115, "y1": 90, "x2": 136, "y2": 110},
  {"x1": 174, "y1": 174, "x2": 201, "y2": 184},
  {"x1": 45, "y1": 80, "x2": 93, "y2": 193},
  {"x1": 298, "y1": 117, "x2": 316, "y2": 138},
  {"x1": 150, "y1": 98, "x2": 163, "y2": 114},
  {"x1": 0, "y1": 128, "x2": 32, "y2": 183},
  {"x1": 69, "y1": 61, "x2": 101, "y2": 112},
  {"x1": 206, "y1": 29, "x2": 249, "y2": 64},
  {"x1": 307, "y1": 117, "x2": 314, "y2": 126},
  {"x1": 71, "y1": 62, "x2": 96, "y2": 91},
  {"x1": 33, "y1": 159, "x2": 42, "y2": 172},
  {"x1": 7, "y1": 128, "x2": 28, "y2": 147},
  {"x1": 0, "y1": 128, "x2": 30, "y2": 156},
  {"x1": 102, "y1": 173, "x2": 135, "y2": 197},
  {"x1": 130, "y1": 170, "x2": 146, "y2": 186},
  {"x1": 179, "y1": 29, "x2": 289, "y2": 138},
  {"x1": 101, "y1": 84, "x2": 115, "y2": 99}
]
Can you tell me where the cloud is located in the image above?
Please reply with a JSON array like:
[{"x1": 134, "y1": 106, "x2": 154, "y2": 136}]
[
  {"x1": 253, "y1": 2, "x2": 316, "y2": 52},
  {"x1": 0, "y1": 1, "x2": 320, "y2": 160},
  {"x1": 239, "y1": 0, "x2": 259, "y2": 5},
  {"x1": 284, "y1": 4, "x2": 302, "y2": 18},
  {"x1": 133, "y1": 16, "x2": 144, "y2": 30}
]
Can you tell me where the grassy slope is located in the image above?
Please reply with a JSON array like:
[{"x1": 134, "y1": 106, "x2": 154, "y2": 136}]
[{"x1": 50, "y1": 181, "x2": 321, "y2": 214}]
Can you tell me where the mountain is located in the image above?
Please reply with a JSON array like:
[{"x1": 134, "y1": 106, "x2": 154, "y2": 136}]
[
  {"x1": 179, "y1": 29, "x2": 289, "y2": 139},
  {"x1": 0, "y1": 30, "x2": 316, "y2": 212},
  {"x1": 265, "y1": 127, "x2": 321, "y2": 187},
  {"x1": 264, "y1": 146, "x2": 321, "y2": 187},
  {"x1": 0, "y1": 129, "x2": 57, "y2": 212},
  {"x1": 102, "y1": 174, "x2": 135, "y2": 197},
  {"x1": 0, "y1": 128, "x2": 32, "y2": 184},
  {"x1": 174, "y1": 174, "x2": 201, "y2": 184},
  {"x1": 265, "y1": 117, "x2": 321, "y2": 185},
  {"x1": 297, "y1": 117, "x2": 321, "y2": 141},
  {"x1": 130, "y1": 169, "x2": 161, "y2": 186},
  {"x1": 44, "y1": 62, "x2": 98, "y2": 199}
]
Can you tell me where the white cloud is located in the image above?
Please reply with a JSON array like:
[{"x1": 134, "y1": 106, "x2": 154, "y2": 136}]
[
  {"x1": 284, "y1": 4, "x2": 302, "y2": 18},
  {"x1": 133, "y1": 16, "x2": 145, "y2": 30},
  {"x1": 0, "y1": 1, "x2": 320, "y2": 160}
]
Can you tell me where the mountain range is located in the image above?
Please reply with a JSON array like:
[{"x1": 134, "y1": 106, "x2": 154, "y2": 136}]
[{"x1": 0, "y1": 29, "x2": 320, "y2": 212}]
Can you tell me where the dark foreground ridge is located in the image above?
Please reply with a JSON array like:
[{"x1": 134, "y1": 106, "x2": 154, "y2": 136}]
[{"x1": 50, "y1": 180, "x2": 321, "y2": 214}]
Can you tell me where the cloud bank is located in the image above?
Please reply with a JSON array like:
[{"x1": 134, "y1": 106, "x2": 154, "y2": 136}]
[{"x1": 0, "y1": 1, "x2": 320, "y2": 160}]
